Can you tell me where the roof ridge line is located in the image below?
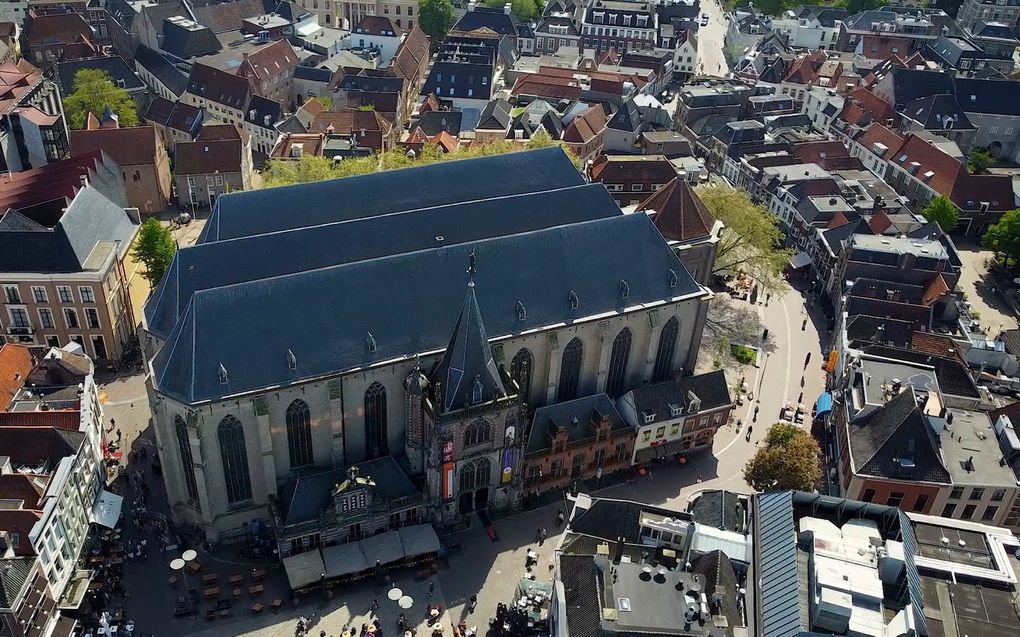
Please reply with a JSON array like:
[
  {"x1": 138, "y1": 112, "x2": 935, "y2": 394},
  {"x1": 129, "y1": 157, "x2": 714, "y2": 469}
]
[{"x1": 188, "y1": 210, "x2": 643, "y2": 298}]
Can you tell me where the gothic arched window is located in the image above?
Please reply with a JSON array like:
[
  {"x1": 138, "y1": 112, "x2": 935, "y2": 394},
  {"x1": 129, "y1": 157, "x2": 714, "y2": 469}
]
[
  {"x1": 557, "y1": 337, "x2": 584, "y2": 402},
  {"x1": 459, "y1": 462, "x2": 476, "y2": 492},
  {"x1": 175, "y1": 415, "x2": 198, "y2": 501},
  {"x1": 286, "y1": 399, "x2": 314, "y2": 469},
  {"x1": 474, "y1": 457, "x2": 491, "y2": 487},
  {"x1": 653, "y1": 317, "x2": 680, "y2": 382},
  {"x1": 510, "y1": 348, "x2": 533, "y2": 402},
  {"x1": 365, "y1": 382, "x2": 388, "y2": 459},
  {"x1": 463, "y1": 419, "x2": 491, "y2": 448},
  {"x1": 605, "y1": 327, "x2": 632, "y2": 398},
  {"x1": 218, "y1": 415, "x2": 252, "y2": 505}
]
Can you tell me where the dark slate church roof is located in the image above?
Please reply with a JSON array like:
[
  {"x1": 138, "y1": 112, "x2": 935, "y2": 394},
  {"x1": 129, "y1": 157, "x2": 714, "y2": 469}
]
[
  {"x1": 145, "y1": 182, "x2": 623, "y2": 337},
  {"x1": 150, "y1": 150, "x2": 703, "y2": 404},
  {"x1": 430, "y1": 276, "x2": 507, "y2": 412},
  {"x1": 197, "y1": 147, "x2": 583, "y2": 242}
]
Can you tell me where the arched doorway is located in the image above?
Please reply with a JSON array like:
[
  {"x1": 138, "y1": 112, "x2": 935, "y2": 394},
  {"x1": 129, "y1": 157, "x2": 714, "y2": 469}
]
[{"x1": 457, "y1": 457, "x2": 492, "y2": 514}]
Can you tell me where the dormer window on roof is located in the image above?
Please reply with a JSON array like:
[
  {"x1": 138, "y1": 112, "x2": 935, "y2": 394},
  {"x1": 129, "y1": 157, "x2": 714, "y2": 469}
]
[
  {"x1": 619, "y1": 279, "x2": 630, "y2": 299},
  {"x1": 643, "y1": 410, "x2": 656, "y2": 423},
  {"x1": 516, "y1": 300, "x2": 527, "y2": 321},
  {"x1": 667, "y1": 268, "x2": 678, "y2": 288},
  {"x1": 366, "y1": 331, "x2": 377, "y2": 353},
  {"x1": 218, "y1": 362, "x2": 228, "y2": 384},
  {"x1": 569, "y1": 289, "x2": 579, "y2": 310},
  {"x1": 669, "y1": 403, "x2": 682, "y2": 417}
]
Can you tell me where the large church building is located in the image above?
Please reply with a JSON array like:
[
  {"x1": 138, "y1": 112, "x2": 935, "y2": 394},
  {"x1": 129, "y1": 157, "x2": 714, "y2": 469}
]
[{"x1": 142, "y1": 148, "x2": 713, "y2": 542}]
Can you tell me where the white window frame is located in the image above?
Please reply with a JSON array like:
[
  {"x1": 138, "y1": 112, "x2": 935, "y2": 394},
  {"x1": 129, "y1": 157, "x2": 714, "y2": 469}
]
[
  {"x1": 57, "y1": 286, "x2": 74, "y2": 304},
  {"x1": 63, "y1": 308, "x2": 79, "y2": 330},
  {"x1": 3, "y1": 285, "x2": 21, "y2": 304},
  {"x1": 38, "y1": 308, "x2": 55, "y2": 329},
  {"x1": 90, "y1": 334, "x2": 106, "y2": 358},
  {"x1": 78, "y1": 286, "x2": 94, "y2": 304},
  {"x1": 7, "y1": 306, "x2": 30, "y2": 329},
  {"x1": 31, "y1": 286, "x2": 48, "y2": 303},
  {"x1": 84, "y1": 307, "x2": 101, "y2": 330}
]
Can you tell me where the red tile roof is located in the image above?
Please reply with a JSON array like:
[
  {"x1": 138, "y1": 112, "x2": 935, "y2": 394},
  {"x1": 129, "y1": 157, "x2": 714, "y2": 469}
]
[
  {"x1": 589, "y1": 154, "x2": 677, "y2": 184},
  {"x1": 0, "y1": 344, "x2": 32, "y2": 410},
  {"x1": 855, "y1": 122, "x2": 905, "y2": 160},
  {"x1": 175, "y1": 139, "x2": 243, "y2": 175},
  {"x1": 238, "y1": 39, "x2": 299, "y2": 82},
  {"x1": 950, "y1": 174, "x2": 1014, "y2": 212},
  {"x1": 0, "y1": 474, "x2": 46, "y2": 509},
  {"x1": 891, "y1": 134, "x2": 964, "y2": 195},
  {"x1": 859, "y1": 34, "x2": 912, "y2": 61},
  {"x1": 432, "y1": 130, "x2": 459, "y2": 153},
  {"x1": 792, "y1": 141, "x2": 851, "y2": 165},
  {"x1": 0, "y1": 411, "x2": 80, "y2": 430},
  {"x1": 868, "y1": 210, "x2": 893, "y2": 234},
  {"x1": 637, "y1": 178, "x2": 717, "y2": 242},
  {"x1": 562, "y1": 103, "x2": 607, "y2": 144},
  {"x1": 510, "y1": 74, "x2": 582, "y2": 101},
  {"x1": 845, "y1": 87, "x2": 897, "y2": 124},
  {"x1": 24, "y1": 12, "x2": 91, "y2": 46},
  {"x1": 70, "y1": 125, "x2": 161, "y2": 167}
]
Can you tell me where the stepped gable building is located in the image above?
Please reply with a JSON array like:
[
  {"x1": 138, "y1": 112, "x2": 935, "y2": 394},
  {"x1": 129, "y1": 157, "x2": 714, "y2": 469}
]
[{"x1": 142, "y1": 148, "x2": 711, "y2": 540}]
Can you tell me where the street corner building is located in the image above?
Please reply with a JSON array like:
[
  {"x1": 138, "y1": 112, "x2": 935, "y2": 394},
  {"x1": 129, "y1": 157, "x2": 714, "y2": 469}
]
[{"x1": 141, "y1": 147, "x2": 713, "y2": 547}]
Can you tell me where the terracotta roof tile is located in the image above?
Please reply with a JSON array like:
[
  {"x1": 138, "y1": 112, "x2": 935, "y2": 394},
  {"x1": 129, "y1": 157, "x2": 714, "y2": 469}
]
[
  {"x1": 70, "y1": 125, "x2": 160, "y2": 167},
  {"x1": 868, "y1": 210, "x2": 893, "y2": 234},
  {"x1": 921, "y1": 273, "x2": 949, "y2": 306},
  {"x1": 0, "y1": 411, "x2": 80, "y2": 430},
  {"x1": 856, "y1": 122, "x2": 905, "y2": 160},
  {"x1": 637, "y1": 178, "x2": 717, "y2": 242},
  {"x1": 562, "y1": 104, "x2": 606, "y2": 144},
  {"x1": 0, "y1": 344, "x2": 32, "y2": 410},
  {"x1": 238, "y1": 39, "x2": 299, "y2": 83}
]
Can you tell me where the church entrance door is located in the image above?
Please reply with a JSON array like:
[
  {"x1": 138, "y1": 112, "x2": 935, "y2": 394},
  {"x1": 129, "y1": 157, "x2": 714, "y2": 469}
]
[
  {"x1": 458, "y1": 491, "x2": 474, "y2": 514},
  {"x1": 474, "y1": 487, "x2": 489, "y2": 510}
]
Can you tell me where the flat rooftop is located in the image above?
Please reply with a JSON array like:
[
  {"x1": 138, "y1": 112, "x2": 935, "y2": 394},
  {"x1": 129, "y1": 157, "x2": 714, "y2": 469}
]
[
  {"x1": 941, "y1": 408, "x2": 1017, "y2": 487},
  {"x1": 603, "y1": 561, "x2": 720, "y2": 635},
  {"x1": 851, "y1": 234, "x2": 948, "y2": 260}
]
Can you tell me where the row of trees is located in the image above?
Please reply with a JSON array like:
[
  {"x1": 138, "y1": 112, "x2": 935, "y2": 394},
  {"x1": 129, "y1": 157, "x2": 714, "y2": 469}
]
[{"x1": 262, "y1": 129, "x2": 580, "y2": 186}]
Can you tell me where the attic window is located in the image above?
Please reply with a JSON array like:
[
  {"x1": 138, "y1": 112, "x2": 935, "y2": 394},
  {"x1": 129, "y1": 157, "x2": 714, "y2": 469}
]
[
  {"x1": 897, "y1": 154, "x2": 908, "y2": 162},
  {"x1": 619, "y1": 279, "x2": 630, "y2": 299},
  {"x1": 286, "y1": 349, "x2": 297, "y2": 370},
  {"x1": 569, "y1": 290, "x2": 579, "y2": 310},
  {"x1": 669, "y1": 403, "x2": 682, "y2": 417},
  {"x1": 516, "y1": 300, "x2": 527, "y2": 321},
  {"x1": 471, "y1": 376, "x2": 484, "y2": 405},
  {"x1": 218, "y1": 362, "x2": 229, "y2": 384},
  {"x1": 366, "y1": 331, "x2": 377, "y2": 353},
  {"x1": 643, "y1": 411, "x2": 656, "y2": 423}
]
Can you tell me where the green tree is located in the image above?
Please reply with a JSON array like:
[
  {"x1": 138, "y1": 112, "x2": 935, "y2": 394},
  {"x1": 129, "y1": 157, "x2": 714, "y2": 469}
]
[
  {"x1": 419, "y1": 0, "x2": 453, "y2": 40},
  {"x1": 131, "y1": 217, "x2": 176, "y2": 289},
  {"x1": 968, "y1": 147, "x2": 994, "y2": 175},
  {"x1": 983, "y1": 208, "x2": 1020, "y2": 268},
  {"x1": 743, "y1": 423, "x2": 821, "y2": 492},
  {"x1": 262, "y1": 142, "x2": 582, "y2": 187},
  {"x1": 920, "y1": 195, "x2": 959, "y2": 232},
  {"x1": 696, "y1": 184, "x2": 792, "y2": 293},
  {"x1": 63, "y1": 68, "x2": 139, "y2": 129}
]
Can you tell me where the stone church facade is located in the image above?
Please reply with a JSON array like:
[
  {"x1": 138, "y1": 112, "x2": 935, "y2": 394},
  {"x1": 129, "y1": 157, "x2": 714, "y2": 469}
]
[{"x1": 142, "y1": 149, "x2": 712, "y2": 541}]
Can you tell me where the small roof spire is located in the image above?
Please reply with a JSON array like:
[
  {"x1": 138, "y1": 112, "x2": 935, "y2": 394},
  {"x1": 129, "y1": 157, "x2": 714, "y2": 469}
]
[{"x1": 467, "y1": 248, "x2": 477, "y2": 287}]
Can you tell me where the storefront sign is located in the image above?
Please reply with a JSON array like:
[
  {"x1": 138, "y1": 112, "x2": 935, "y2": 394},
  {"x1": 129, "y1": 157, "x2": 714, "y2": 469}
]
[{"x1": 442, "y1": 441, "x2": 454, "y2": 463}]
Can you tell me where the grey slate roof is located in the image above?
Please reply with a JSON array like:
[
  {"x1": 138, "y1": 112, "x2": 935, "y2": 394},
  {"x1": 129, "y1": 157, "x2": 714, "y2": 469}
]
[
  {"x1": 888, "y1": 68, "x2": 955, "y2": 109},
  {"x1": 430, "y1": 279, "x2": 507, "y2": 413},
  {"x1": 476, "y1": 98, "x2": 512, "y2": 130},
  {"x1": 276, "y1": 456, "x2": 417, "y2": 526},
  {"x1": 569, "y1": 498, "x2": 692, "y2": 545},
  {"x1": 146, "y1": 183, "x2": 623, "y2": 338},
  {"x1": 690, "y1": 550, "x2": 741, "y2": 629},
  {"x1": 624, "y1": 370, "x2": 732, "y2": 421},
  {"x1": 0, "y1": 556, "x2": 32, "y2": 608},
  {"x1": 689, "y1": 490, "x2": 745, "y2": 533},
  {"x1": 845, "y1": 315, "x2": 915, "y2": 348},
  {"x1": 0, "y1": 187, "x2": 137, "y2": 273},
  {"x1": 55, "y1": 56, "x2": 144, "y2": 96},
  {"x1": 559, "y1": 555, "x2": 603, "y2": 637},
  {"x1": 198, "y1": 147, "x2": 584, "y2": 242},
  {"x1": 452, "y1": 6, "x2": 519, "y2": 37},
  {"x1": 153, "y1": 211, "x2": 699, "y2": 403},
  {"x1": 607, "y1": 99, "x2": 640, "y2": 132},
  {"x1": 902, "y1": 94, "x2": 974, "y2": 130},
  {"x1": 847, "y1": 387, "x2": 951, "y2": 483},
  {"x1": 161, "y1": 19, "x2": 222, "y2": 58},
  {"x1": 133, "y1": 46, "x2": 188, "y2": 96},
  {"x1": 244, "y1": 94, "x2": 282, "y2": 130},
  {"x1": 861, "y1": 344, "x2": 980, "y2": 399},
  {"x1": 527, "y1": 393, "x2": 627, "y2": 454},
  {"x1": 411, "y1": 110, "x2": 463, "y2": 137},
  {"x1": 755, "y1": 490, "x2": 801, "y2": 637}
]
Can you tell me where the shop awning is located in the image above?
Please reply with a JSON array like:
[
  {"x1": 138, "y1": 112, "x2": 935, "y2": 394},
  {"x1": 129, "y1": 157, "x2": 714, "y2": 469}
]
[
  {"x1": 634, "y1": 439, "x2": 689, "y2": 464},
  {"x1": 815, "y1": 392, "x2": 833, "y2": 416},
  {"x1": 283, "y1": 550, "x2": 325, "y2": 590},
  {"x1": 397, "y1": 524, "x2": 441, "y2": 559},
  {"x1": 322, "y1": 542, "x2": 369, "y2": 578},
  {"x1": 789, "y1": 251, "x2": 811, "y2": 269},
  {"x1": 360, "y1": 530, "x2": 404, "y2": 567},
  {"x1": 91, "y1": 490, "x2": 123, "y2": 529}
]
